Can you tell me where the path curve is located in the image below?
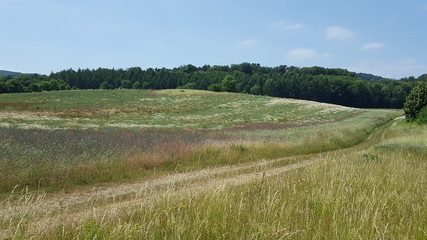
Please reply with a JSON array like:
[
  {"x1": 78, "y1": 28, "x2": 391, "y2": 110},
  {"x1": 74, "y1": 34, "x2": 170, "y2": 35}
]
[{"x1": 0, "y1": 118, "x2": 395, "y2": 238}]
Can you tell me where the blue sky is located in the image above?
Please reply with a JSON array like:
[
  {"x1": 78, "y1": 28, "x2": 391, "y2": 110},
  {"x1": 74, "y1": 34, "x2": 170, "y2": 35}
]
[{"x1": 1, "y1": 0, "x2": 426, "y2": 78}]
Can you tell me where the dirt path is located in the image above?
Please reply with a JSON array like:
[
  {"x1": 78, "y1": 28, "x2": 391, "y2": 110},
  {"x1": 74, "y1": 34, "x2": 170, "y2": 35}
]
[
  {"x1": 28, "y1": 156, "x2": 322, "y2": 236},
  {"x1": 1, "y1": 152, "x2": 319, "y2": 236},
  {"x1": 0, "y1": 118, "x2": 396, "y2": 238}
]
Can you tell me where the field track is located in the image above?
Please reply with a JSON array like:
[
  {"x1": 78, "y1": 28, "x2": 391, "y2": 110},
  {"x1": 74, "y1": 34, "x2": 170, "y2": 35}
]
[{"x1": 0, "y1": 117, "x2": 398, "y2": 237}]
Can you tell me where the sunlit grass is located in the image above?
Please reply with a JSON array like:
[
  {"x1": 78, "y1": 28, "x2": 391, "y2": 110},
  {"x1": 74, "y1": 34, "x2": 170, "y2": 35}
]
[
  {"x1": 0, "y1": 89, "x2": 400, "y2": 195},
  {"x1": 0, "y1": 89, "x2": 413, "y2": 239},
  {"x1": 0, "y1": 110, "x2": 398, "y2": 196},
  {"x1": 28, "y1": 122, "x2": 427, "y2": 240},
  {"x1": 0, "y1": 89, "x2": 379, "y2": 130}
]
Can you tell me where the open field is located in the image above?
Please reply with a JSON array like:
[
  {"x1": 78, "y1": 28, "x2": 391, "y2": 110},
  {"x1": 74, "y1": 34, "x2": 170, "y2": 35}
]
[
  {"x1": 0, "y1": 90, "x2": 399, "y2": 194},
  {"x1": 0, "y1": 89, "x2": 383, "y2": 130},
  {"x1": 2, "y1": 117, "x2": 425, "y2": 239},
  {"x1": 0, "y1": 89, "x2": 409, "y2": 239}
]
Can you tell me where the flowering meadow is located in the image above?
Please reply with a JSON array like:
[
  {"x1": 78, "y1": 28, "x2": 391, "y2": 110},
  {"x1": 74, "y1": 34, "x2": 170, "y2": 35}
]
[
  {"x1": 3, "y1": 90, "x2": 420, "y2": 240},
  {"x1": 0, "y1": 89, "x2": 401, "y2": 195}
]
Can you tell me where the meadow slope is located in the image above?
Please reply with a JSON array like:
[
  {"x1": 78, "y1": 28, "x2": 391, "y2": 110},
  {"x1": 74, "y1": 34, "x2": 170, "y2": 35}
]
[
  {"x1": 3, "y1": 118, "x2": 424, "y2": 239},
  {"x1": 0, "y1": 89, "x2": 408, "y2": 239}
]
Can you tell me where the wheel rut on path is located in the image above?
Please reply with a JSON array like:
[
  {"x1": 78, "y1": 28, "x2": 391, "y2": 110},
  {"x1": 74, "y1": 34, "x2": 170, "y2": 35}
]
[{"x1": 0, "y1": 118, "x2": 397, "y2": 237}]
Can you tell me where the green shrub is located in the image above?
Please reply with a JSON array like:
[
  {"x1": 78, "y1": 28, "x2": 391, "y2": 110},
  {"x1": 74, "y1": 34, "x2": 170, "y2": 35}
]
[
  {"x1": 141, "y1": 81, "x2": 151, "y2": 89},
  {"x1": 120, "y1": 80, "x2": 132, "y2": 89},
  {"x1": 403, "y1": 82, "x2": 427, "y2": 121},
  {"x1": 178, "y1": 82, "x2": 198, "y2": 89},
  {"x1": 100, "y1": 81, "x2": 112, "y2": 89},
  {"x1": 208, "y1": 83, "x2": 222, "y2": 92},
  {"x1": 416, "y1": 106, "x2": 427, "y2": 125},
  {"x1": 132, "y1": 81, "x2": 141, "y2": 89},
  {"x1": 221, "y1": 75, "x2": 237, "y2": 92},
  {"x1": 249, "y1": 85, "x2": 262, "y2": 95}
]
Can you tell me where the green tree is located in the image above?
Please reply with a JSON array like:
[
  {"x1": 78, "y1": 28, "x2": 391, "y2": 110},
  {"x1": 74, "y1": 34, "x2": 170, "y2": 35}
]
[
  {"x1": 250, "y1": 85, "x2": 262, "y2": 95},
  {"x1": 208, "y1": 83, "x2": 223, "y2": 92},
  {"x1": 50, "y1": 80, "x2": 60, "y2": 91},
  {"x1": 221, "y1": 75, "x2": 237, "y2": 92},
  {"x1": 5, "y1": 79, "x2": 24, "y2": 93},
  {"x1": 120, "y1": 80, "x2": 132, "y2": 89},
  {"x1": 58, "y1": 80, "x2": 71, "y2": 90},
  {"x1": 416, "y1": 106, "x2": 427, "y2": 124},
  {"x1": 29, "y1": 83, "x2": 41, "y2": 92},
  {"x1": 263, "y1": 79, "x2": 278, "y2": 97},
  {"x1": 403, "y1": 82, "x2": 427, "y2": 121},
  {"x1": 0, "y1": 82, "x2": 6, "y2": 93},
  {"x1": 39, "y1": 81, "x2": 51, "y2": 91},
  {"x1": 182, "y1": 64, "x2": 198, "y2": 74},
  {"x1": 141, "y1": 81, "x2": 151, "y2": 89},
  {"x1": 100, "y1": 81, "x2": 112, "y2": 90},
  {"x1": 178, "y1": 82, "x2": 197, "y2": 89},
  {"x1": 132, "y1": 81, "x2": 142, "y2": 89}
]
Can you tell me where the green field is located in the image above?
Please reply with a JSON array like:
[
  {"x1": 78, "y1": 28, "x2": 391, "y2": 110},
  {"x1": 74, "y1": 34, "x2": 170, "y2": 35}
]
[
  {"x1": 76, "y1": 123, "x2": 425, "y2": 240},
  {"x1": 0, "y1": 89, "x2": 399, "y2": 193},
  {"x1": 2, "y1": 89, "x2": 419, "y2": 239},
  {"x1": 0, "y1": 89, "x2": 383, "y2": 130}
]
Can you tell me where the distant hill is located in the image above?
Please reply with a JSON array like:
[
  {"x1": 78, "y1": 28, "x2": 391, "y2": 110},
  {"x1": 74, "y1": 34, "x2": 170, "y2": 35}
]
[
  {"x1": 0, "y1": 70, "x2": 22, "y2": 77},
  {"x1": 1, "y1": 64, "x2": 421, "y2": 109},
  {"x1": 356, "y1": 73, "x2": 385, "y2": 81}
]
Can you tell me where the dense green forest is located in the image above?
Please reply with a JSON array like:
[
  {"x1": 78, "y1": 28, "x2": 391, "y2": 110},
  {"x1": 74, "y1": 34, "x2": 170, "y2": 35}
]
[{"x1": 1, "y1": 63, "x2": 426, "y2": 108}]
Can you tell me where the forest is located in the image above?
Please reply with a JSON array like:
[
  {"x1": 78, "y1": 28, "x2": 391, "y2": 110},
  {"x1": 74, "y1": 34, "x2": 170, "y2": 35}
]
[{"x1": 1, "y1": 63, "x2": 426, "y2": 108}]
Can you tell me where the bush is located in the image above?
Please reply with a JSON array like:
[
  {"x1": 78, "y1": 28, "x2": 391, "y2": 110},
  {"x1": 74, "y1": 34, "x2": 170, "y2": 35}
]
[
  {"x1": 5, "y1": 79, "x2": 24, "y2": 93},
  {"x1": 208, "y1": 83, "x2": 223, "y2": 92},
  {"x1": 50, "y1": 80, "x2": 60, "y2": 91},
  {"x1": 403, "y1": 82, "x2": 427, "y2": 121},
  {"x1": 29, "y1": 83, "x2": 41, "y2": 92},
  {"x1": 132, "y1": 81, "x2": 142, "y2": 89},
  {"x1": 221, "y1": 75, "x2": 237, "y2": 92},
  {"x1": 141, "y1": 82, "x2": 151, "y2": 89},
  {"x1": 416, "y1": 106, "x2": 427, "y2": 125},
  {"x1": 178, "y1": 82, "x2": 198, "y2": 89},
  {"x1": 0, "y1": 82, "x2": 5, "y2": 93},
  {"x1": 120, "y1": 80, "x2": 132, "y2": 89},
  {"x1": 250, "y1": 85, "x2": 262, "y2": 95},
  {"x1": 100, "y1": 81, "x2": 113, "y2": 90}
]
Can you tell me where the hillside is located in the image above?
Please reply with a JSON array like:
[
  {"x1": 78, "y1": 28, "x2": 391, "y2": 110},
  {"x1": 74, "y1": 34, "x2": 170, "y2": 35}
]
[
  {"x1": 1, "y1": 89, "x2": 417, "y2": 240},
  {"x1": 0, "y1": 89, "x2": 399, "y2": 194},
  {"x1": 356, "y1": 72, "x2": 386, "y2": 81},
  {"x1": 0, "y1": 70, "x2": 22, "y2": 77},
  {"x1": 0, "y1": 89, "x2": 391, "y2": 130}
]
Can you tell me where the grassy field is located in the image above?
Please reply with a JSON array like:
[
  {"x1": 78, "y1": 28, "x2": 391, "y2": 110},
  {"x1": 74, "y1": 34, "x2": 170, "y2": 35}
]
[
  {"x1": 0, "y1": 89, "x2": 411, "y2": 239},
  {"x1": 19, "y1": 120, "x2": 425, "y2": 240},
  {"x1": 0, "y1": 90, "x2": 399, "y2": 194},
  {"x1": 0, "y1": 89, "x2": 379, "y2": 130}
]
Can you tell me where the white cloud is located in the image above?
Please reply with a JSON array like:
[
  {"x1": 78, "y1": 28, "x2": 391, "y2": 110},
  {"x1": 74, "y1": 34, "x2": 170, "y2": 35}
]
[
  {"x1": 273, "y1": 21, "x2": 304, "y2": 31},
  {"x1": 361, "y1": 42, "x2": 384, "y2": 50},
  {"x1": 326, "y1": 26, "x2": 354, "y2": 40},
  {"x1": 287, "y1": 48, "x2": 317, "y2": 59},
  {"x1": 287, "y1": 48, "x2": 329, "y2": 59},
  {"x1": 236, "y1": 39, "x2": 260, "y2": 48}
]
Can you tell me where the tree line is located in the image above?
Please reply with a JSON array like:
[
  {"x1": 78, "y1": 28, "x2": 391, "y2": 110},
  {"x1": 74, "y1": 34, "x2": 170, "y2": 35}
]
[
  {"x1": 1, "y1": 63, "x2": 426, "y2": 109},
  {"x1": 0, "y1": 75, "x2": 71, "y2": 93}
]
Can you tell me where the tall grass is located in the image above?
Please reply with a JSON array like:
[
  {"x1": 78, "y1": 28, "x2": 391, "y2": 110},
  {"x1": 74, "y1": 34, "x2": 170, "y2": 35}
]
[
  {"x1": 0, "y1": 89, "x2": 399, "y2": 195},
  {"x1": 35, "y1": 123, "x2": 427, "y2": 240},
  {"x1": 0, "y1": 128, "x2": 223, "y2": 194},
  {"x1": 0, "y1": 111, "x2": 397, "y2": 195}
]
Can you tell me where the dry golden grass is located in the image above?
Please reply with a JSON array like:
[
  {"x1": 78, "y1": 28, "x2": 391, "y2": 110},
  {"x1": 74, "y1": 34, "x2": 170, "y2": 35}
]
[
  {"x1": 0, "y1": 90, "x2": 406, "y2": 239},
  {"x1": 4, "y1": 118, "x2": 425, "y2": 240},
  {"x1": 28, "y1": 121, "x2": 426, "y2": 239}
]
